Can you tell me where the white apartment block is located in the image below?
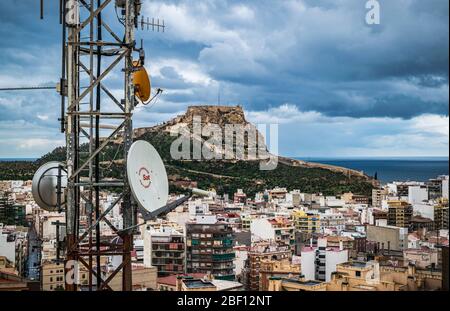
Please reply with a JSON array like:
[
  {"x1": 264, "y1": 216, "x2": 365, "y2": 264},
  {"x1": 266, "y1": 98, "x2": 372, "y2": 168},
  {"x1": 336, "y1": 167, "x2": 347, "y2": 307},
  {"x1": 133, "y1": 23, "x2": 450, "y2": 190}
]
[{"x1": 300, "y1": 238, "x2": 348, "y2": 282}]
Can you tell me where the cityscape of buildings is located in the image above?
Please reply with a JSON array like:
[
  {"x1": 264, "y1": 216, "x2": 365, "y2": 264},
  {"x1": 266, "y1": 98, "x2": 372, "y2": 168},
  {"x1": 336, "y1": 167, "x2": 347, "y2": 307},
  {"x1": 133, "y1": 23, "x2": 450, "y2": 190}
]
[
  {"x1": 0, "y1": 0, "x2": 447, "y2": 304},
  {"x1": 0, "y1": 174, "x2": 448, "y2": 291}
]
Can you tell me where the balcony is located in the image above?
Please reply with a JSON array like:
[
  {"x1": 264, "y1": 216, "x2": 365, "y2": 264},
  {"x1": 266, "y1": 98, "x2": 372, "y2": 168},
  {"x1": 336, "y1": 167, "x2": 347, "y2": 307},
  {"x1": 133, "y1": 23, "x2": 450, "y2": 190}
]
[
  {"x1": 215, "y1": 274, "x2": 236, "y2": 281},
  {"x1": 152, "y1": 244, "x2": 184, "y2": 251},
  {"x1": 212, "y1": 253, "x2": 236, "y2": 261},
  {"x1": 152, "y1": 252, "x2": 183, "y2": 259},
  {"x1": 212, "y1": 265, "x2": 235, "y2": 271}
]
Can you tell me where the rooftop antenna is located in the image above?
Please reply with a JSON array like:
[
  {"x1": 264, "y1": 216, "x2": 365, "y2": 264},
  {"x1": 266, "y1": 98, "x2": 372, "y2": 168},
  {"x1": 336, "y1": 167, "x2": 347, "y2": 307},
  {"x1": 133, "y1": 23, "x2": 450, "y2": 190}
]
[{"x1": 218, "y1": 84, "x2": 221, "y2": 106}]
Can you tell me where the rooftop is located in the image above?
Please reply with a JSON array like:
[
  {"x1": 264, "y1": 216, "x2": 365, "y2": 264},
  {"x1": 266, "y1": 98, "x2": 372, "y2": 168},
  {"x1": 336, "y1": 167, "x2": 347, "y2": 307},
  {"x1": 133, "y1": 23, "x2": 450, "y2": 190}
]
[
  {"x1": 211, "y1": 279, "x2": 244, "y2": 291},
  {"x1": 157, "y1": 273, "x2": 206, "y2": 286},
  {"x1": 326, "y1": 236, "x2": 354, "y2": 242},
  {"x1": 283, "y1": 279, "x2": 323, "y2": 286},
  {"x1": 183, "y1": 279, "x2": 216, "y2": 289},
  {"x1": 338, "y1": 261, "x2": 370, "y2": 269},
  {"x1": 411, "y1": 216, "x2": 434, "y2": 223}
]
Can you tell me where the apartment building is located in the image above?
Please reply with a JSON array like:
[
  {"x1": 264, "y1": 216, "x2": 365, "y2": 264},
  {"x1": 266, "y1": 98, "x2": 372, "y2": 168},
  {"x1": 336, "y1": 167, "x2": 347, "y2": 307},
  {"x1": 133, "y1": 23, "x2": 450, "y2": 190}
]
[
  {"x1": 403, "y1": 248, "x2": 441, "y2": 269},
  {"x1": 427, "y1": 175, "x2": 449, "y2": 200},
  {"x1": 291, "y1": 210, "x2": 320, "y2": 234},
  {"x1": 372, "y1": 188, "x2": 388, "y2": 208},
  {"x1": 320, "y1": 213, "x2": 346, "y2": 234},
  {"x1": 268, "y1": 261, "x2": 442, "y2": 291},
  {"x1": 233, "y1": 189, "x2": 247, "y2": 204},
  {"x1": 240, "y1": 213, "x2": 252, "y2": 231},
  {"x1": 342, "y1": 192, "x2": 370, "y2": 205},
  {"x1": 408, "y1": 186, "x2": 429, "y2": 204},
  {"x1": 434, "y1": 202, "x2": 449, "y2": 230},
  {"x1": 185, "y1": 215, "x2": 235, "y2": 281},
  {"x1": 41, "y1": 262, "x2": 70, "y2": 291},
  {"x1": 327, "y1": 261, "x2": 442, "y2": 291},
  {"x1": 366, "y1": 225, "x2": 408, "y2": 251},
  {"x1": 326, "y1": 236, "x2": 357, "y2": 258},
  {"x1": 300, "y1": 238, "x2": 348, "y2": 282},
  {"x1": 258, "y1": 259, "x2": 301, "y2": 291},
  {"x1": 269, "y1": 187, "x2": 288, "y2": 200},
  {"x1": 0, "y1": 192, "x2": 27, "y2": 227},
  {"x1": 107, "y1": 265, "x2": 157, "y2": 291},
  {"x1": 143, "y1": 226, "x2": 185, "y2": 276},
  {"x1": 243, "y1": 243, "x2": 291, "y2": 291},
  {"x1": 387, "y1": 201, "x2": 413, "y2": 228},
  {"x1": 250, "y1": 217, "x2": 295, "y2": 249}
]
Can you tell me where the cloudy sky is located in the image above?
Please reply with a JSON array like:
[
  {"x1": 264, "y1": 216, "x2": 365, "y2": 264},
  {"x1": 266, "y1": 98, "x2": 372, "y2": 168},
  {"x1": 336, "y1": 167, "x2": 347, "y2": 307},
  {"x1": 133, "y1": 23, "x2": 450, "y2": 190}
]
[{"x1": 0, "y1": 0, "x2": 448, "y2": 158}]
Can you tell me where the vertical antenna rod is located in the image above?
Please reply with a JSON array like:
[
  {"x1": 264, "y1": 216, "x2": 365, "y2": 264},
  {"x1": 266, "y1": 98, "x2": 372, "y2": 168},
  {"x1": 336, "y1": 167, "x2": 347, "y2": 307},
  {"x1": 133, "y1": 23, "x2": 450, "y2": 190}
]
[
  {"x1": 121, "y1": 0, "x2": 136, "y2": 291},
  {"x1": 40, "y1": 0, "x2": 44, "y2": 19},
  {"x1": 60, "y1": 0, "x2": 66, "y2": 133}
]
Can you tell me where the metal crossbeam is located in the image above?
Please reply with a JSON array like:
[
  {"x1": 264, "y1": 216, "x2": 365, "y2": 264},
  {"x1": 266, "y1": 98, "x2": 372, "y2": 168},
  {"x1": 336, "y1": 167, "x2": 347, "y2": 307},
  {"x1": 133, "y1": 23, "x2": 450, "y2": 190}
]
[
  {"x1": 100, "y1": 261, "x2": 125, "y2": 290},
  {"x1": 78, "y1": 257, "x2": 113, "y2": 291},
  {"x1": 68, "y1": 51, "x2": 126, "y2": 110},
  {"x1": 78, "y1": 60, "x2": 125, "y2": 111},
  {"x1": 68, "y1": 0, "x2": 113, "y2": 41},
  {"x1": 78, "y1": 0, "x2": 122, "y2": 43},
  {"x1": 73, "y1": 194, "x2": 123, "y2": 247},
  {"x1": 69, "y1": 120, "x2": 125, "y2": 180}
]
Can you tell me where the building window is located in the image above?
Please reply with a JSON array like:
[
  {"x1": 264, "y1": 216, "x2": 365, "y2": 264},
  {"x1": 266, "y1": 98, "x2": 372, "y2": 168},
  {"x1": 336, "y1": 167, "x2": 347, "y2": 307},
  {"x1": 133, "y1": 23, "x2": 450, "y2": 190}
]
[{"x1": 355, "y1": 271, "x2": 361, "y2": 277}]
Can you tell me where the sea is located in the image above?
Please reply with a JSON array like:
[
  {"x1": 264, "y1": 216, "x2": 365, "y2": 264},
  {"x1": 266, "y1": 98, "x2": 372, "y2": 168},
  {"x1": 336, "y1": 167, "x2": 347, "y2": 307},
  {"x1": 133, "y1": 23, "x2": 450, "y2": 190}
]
[
  {"x1": 1, "y1": 157, "x2": 449, "y2": 184},
  {"x1": 298, "y1": 157, "x2": 449, "y2": 184}
]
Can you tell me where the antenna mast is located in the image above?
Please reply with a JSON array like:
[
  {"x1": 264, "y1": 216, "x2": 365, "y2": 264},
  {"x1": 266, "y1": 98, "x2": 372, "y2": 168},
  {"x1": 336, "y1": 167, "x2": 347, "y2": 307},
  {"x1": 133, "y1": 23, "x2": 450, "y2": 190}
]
[
  {"x1": 63, "y1": 0, "x2": 137, "y2": 291},
  {"x1": 36, "y1": 0, "x2": 164, "y2": 291}
]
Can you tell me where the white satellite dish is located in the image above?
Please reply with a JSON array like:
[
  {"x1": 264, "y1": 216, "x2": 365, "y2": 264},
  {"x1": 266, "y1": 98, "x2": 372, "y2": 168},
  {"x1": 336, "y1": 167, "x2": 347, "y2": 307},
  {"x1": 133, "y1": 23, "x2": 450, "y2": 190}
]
[
  {"x1": 127, "y1": 140, "x2": 169, "y2": 213},
  {"x1": 32, "y1": 162, "x2": 67, "y2": 212}
]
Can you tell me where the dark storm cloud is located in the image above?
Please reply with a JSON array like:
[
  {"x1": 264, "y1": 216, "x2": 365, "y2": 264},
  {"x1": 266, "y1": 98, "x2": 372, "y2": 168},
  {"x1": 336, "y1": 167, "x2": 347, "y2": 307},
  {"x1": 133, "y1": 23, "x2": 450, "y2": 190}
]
[{"x1": 0, "y1": 0, "x2": 448, "y2": 157}]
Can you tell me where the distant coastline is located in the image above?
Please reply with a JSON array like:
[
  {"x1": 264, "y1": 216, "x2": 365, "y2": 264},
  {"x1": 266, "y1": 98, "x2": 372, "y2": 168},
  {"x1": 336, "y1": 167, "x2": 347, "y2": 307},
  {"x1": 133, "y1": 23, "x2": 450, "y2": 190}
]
[
  {"x1": 1, "y1": 156, "x2": 448, "y2": 184},
  {"x1": 300, "y1": 156, "x2": 449, "y2": 161},
  {"x1": 0, "y1": 158, "x2": 37, "y2": 162},
  {"x1": 296, "y1": 157, "x2": 449, "y2": 184}
]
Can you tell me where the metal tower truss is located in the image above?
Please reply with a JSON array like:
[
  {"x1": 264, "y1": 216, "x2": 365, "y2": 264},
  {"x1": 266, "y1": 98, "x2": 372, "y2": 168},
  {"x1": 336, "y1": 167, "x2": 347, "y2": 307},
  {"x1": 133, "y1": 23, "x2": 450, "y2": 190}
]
[{"x1": 62, "y1": 0, "x2": 138, "y2": 291}]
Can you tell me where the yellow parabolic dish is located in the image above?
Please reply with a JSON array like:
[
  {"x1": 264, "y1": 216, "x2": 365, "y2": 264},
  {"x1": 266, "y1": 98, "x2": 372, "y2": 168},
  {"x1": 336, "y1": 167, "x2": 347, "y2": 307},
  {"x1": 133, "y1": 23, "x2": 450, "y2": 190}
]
[{"x1": 132, "y1": 61, "x2": 151, "y2": 102}]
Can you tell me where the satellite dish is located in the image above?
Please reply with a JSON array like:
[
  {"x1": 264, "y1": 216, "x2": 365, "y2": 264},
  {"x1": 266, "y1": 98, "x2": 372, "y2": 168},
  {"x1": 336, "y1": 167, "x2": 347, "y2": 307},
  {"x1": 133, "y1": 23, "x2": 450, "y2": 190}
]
[
  {"x1": 127, "y1": 140, "x2": 168, "y2": 213},
  {"x1": 32, "y1": 162, "x2": 67, "y2": 212},
  {"x1": 132, "y1": 61, "x2": 151, "y2": 102}
]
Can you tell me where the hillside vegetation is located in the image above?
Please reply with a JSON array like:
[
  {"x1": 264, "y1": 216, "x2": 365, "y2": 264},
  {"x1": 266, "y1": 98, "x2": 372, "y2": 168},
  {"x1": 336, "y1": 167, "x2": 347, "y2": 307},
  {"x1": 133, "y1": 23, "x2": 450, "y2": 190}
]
[{"x1": 1, "y1": 129, "x2": 374, "y2": 197}]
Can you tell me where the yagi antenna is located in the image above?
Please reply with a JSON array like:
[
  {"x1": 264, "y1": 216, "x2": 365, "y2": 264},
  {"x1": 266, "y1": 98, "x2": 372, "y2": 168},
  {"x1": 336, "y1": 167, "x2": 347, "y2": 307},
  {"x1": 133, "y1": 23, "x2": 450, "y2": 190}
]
[{"x1": 140, "y1": 16, "x2": 165, "y2": 32}]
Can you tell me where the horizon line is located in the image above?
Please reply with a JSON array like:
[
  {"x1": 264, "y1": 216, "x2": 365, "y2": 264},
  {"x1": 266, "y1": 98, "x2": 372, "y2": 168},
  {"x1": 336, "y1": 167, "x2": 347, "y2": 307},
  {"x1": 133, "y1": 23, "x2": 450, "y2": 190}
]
[{"x1": 1, "y1": 155, "x2": 449, "y2": 160}]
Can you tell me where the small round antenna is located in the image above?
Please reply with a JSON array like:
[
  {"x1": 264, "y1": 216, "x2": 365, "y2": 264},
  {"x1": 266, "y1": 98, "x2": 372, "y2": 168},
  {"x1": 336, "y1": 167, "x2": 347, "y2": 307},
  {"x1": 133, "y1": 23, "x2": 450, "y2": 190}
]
[
  {"x1": 127, "y1": 140, "x2": 168, "y2": 212},
  {"x1": 32, "y1": 162, "x2": 67, "y2": 211},
  {"x1": 132, "y1": 60, "x2": 151, "y2": 102}
]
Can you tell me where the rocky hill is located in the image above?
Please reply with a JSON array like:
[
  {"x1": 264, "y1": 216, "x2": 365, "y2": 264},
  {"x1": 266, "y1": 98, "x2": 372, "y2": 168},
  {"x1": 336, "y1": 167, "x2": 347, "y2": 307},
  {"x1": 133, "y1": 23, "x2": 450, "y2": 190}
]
[
  {"x1": 0, "y1": 105, "x2": 377, "y2": 197},
  {"x1": 137, "y1": 105, "x2": 373, "y2": 181}
]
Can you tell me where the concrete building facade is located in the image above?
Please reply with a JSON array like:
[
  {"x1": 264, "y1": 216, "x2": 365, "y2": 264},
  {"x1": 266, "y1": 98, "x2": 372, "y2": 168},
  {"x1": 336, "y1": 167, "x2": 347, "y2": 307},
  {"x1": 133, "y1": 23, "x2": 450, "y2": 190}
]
[{"x1": 185, "y1": 216, "x2": 235, "y2": 281}]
